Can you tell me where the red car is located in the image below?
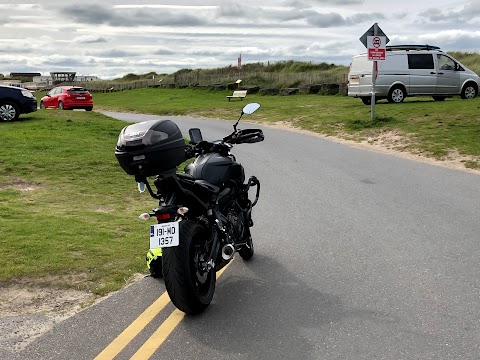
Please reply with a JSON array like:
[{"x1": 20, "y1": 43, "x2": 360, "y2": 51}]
[{"x1": 40, "y1": 86, "x2": 93, "y2": 111}]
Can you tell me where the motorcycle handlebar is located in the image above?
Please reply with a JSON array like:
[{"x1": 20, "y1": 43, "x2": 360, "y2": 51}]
[
  {"x1": 224, "y1": 129, "x2": 264, "y2": 144},
  {"x1": 185, "y1": 128, "x2": 264, "y2": 158}
]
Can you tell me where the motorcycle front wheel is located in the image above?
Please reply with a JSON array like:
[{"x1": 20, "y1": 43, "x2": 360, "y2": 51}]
[{"x1": 162, "y1": 220, "x2": 216, "y2": 315}]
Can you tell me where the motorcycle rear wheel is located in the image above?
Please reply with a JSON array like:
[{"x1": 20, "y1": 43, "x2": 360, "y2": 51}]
[{"x1": 162, "y1": 220, "x2": 216, "y2": 315}]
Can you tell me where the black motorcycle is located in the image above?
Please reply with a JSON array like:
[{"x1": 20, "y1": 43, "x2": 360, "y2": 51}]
[{"x1": 115, "y1": 103, "x2": 264, "y2": 314}]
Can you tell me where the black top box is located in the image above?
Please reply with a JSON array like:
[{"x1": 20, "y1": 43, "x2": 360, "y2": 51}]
[{"x1": 115, "y1": 119, "x2": 185, "y2": 177}]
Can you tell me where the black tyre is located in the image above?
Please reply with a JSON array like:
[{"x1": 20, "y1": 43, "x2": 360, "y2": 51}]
[
  {"x1": 58, "y1": 101, "x2": 64, "y2": 110},
  {"x1": 432, "y1": 96, "x2": 446, "y2": 101},
  {"x1": 460, "y1": 83, "x2": 477, "y2": 99},
  {"x1": 387, "y1": 85, "x2": 406, "y2": 103},
  {"x1": 361, "y1": 97, "x2": 371, "y2": 105},
  {"x1": 0, "y1": 101, "x2": 19, "y2": 121},
  {"x1": 85, "y1": 107, "x2": 93, "y2": 111},
  {"x1": 238, "y1": 233, "x2": 254, "y2": 260},
  {"x1": 162, "y1": 220, "x2": 215, "y2": 315},
  {"x1": 39, "y1": 101, "x2": 46, "y2": 109}
]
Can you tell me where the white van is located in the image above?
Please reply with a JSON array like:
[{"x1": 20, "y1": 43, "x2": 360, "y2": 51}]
[{"x1": 347, "y1": 45, "x2": 480, "y2": 104}]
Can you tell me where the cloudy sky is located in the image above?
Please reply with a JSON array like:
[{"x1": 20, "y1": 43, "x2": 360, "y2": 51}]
[{"x1": 1, "y1": 0, "x2": 479, "y2": 79}]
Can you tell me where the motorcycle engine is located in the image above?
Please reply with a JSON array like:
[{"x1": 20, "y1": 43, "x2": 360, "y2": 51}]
[{"x1": 226, "y1": 202, "x2": 246, "y2": 244}]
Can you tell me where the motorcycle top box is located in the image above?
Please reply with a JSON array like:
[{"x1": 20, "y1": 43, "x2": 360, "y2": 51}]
[{"x1": 115, "y1": 119, "x2": 185, "y2": 177}]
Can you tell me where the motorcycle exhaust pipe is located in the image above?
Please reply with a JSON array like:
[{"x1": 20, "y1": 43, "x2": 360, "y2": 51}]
[{"x1": 221, "y1": 244, "x2": 235, "y2": 261}]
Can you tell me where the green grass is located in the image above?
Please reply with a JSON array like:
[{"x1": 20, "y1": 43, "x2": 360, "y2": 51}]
[
  {"x1": 0, "y1": 111, "x2": 154, "y2": 295},
  {"x1": 3, "y1": 89, "x2": 478, "y2": 296}
]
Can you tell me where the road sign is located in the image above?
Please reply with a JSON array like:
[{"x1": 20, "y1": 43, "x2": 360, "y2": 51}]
[
  {"x1": 367, "y1": 36, "x2": 386, "y2": 60},
  {"x1": 359, "y1": 23, "x2": 390, "y2": 121},
  {"x1": 359, "y1": 23, "x2": 389, "y2": 48}
]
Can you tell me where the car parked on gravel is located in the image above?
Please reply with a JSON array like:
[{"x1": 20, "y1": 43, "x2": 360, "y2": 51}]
[
  {"x1": 40, "y1": 86, "x2": 93, "y2": 111},
  {"x1": 0, "y1": 85, "x2": 38, "y2": 121}
]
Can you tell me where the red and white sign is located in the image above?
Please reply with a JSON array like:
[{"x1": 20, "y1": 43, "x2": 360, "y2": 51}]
[{"x1": 367, "y1": 36, "x2": 386, "y2": 60}]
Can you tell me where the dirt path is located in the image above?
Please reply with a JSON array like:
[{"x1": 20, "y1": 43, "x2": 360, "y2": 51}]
[{"x1": 0, "y1": 281, "x2": 96, "y2": 354}]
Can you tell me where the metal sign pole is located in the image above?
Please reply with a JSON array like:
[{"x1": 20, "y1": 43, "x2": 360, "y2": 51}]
[
  {"x1": 371, "y1": 60, "x2": 376, "y2": 120},
  {"x1": 371, "y1": 23, "x2": 379, "y2": 120}
]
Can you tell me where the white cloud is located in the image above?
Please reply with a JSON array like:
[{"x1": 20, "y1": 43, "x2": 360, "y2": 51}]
[
  {"x1": 73, "y1": 35, "x2": 108, "y2": 44},
  {"x1": 0, "y1": 0, "x2": 478, "y2": 79}
]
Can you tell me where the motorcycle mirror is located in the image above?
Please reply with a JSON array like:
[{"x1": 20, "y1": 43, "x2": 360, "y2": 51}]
[
  {"x1": 189, "y1": 128, "x2": 203, "y2": 144},
  {"x1": 242, "y1": 102, "x2": 260, "y2": 115},
  {"x1": 234, "y1": 103, "x2": 261, "y2": 131}
]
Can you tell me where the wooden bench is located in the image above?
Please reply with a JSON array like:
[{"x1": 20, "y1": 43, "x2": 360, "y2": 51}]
[{"x1": 226, "y1": 90, "x2": 247, "y2": 101}]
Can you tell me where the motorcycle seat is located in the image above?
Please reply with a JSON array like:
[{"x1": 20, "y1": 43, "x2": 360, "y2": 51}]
[
  {"x1": 194, "y1": 180, "x2": 220, "y2": 194},
  {"x1": 177, "y1": 173, "x2": 195, "y2": 181}
]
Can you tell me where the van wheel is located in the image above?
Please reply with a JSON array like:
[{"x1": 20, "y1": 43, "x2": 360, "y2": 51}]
[
  {"x1": 387, "y1": 86, "x2": 406, "y2": 103},
  {"x1": 361, "y1": 97, "x2": 371, "y2": 105},
  {"x1": 432, "y1": 96, "x2": 446, "y2": 101},
  {"x1": 460, "y1": 83, "x2": 477, "y2": 99}
]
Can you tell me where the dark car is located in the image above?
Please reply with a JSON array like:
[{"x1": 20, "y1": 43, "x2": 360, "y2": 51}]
[
  {"x1": 40, "y1": 86, "x2": 93, "y2": 111},
  {"x1": 0, "y1": 85, "x2": 38, "y2": 121}
]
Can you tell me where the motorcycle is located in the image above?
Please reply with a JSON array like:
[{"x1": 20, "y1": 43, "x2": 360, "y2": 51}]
[{"x1": 115, "y1": 103, "x2": 264, "y2": 314}]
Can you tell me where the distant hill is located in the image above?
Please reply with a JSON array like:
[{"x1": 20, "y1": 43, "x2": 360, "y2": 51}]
[
  {"x1": 1, "y1": 52, "x2": 478, "y2": 86},
  {"x1": 120, "y1": 60, "x2": 349, "y2": 80},
  {"x1": 118, "y1": 52, "x2": 479, "y2": 78},
  {"x1": 111, "y1": 52, "x2": 479, "y2": 88}
]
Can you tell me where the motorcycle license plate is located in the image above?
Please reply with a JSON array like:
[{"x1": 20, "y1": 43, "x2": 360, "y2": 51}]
[{"x1": 150, "y1": 222, "x2": 179, "y2": 248}]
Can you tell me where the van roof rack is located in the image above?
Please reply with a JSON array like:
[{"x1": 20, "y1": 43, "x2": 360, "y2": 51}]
[{"x1": 386, "y1": 45, "x2": 441, "y2": 51}]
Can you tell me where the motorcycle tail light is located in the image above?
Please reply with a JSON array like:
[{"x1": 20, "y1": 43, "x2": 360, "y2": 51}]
[{"x1": 156, "y1": 213, "x2": 171, "y2": 221}]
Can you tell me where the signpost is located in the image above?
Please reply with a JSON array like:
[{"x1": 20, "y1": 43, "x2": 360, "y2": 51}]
[{"x1": 360, "y1": 23, "x2": 389, "y2": 119}]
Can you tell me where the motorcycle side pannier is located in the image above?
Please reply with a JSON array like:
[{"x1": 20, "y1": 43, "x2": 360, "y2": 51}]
[{"x1": 115, "y1": 119, "x2": 185, "y2": 177}]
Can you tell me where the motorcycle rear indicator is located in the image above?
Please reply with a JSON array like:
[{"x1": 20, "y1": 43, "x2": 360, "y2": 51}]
[{"x1": 115, "y1": 119, "x2": 185, "y2": 177}]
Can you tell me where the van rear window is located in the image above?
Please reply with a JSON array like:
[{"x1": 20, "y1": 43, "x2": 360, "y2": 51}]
[
  {"x1": 350, "y1": 55, "x2": 371, "y2": 73},
  {"x1": 408, "y1": 54, "x2": 434, "y2": 69}
]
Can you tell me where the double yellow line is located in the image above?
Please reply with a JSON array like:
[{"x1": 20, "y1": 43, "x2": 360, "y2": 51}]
[{"x1": 94, "y1": 264, "x2": 231, "y2": 360}]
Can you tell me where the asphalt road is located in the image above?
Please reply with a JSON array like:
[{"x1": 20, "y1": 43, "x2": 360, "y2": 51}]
[{"x1": 14, "y1": 109, "x2": 480, "y2": 359}]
